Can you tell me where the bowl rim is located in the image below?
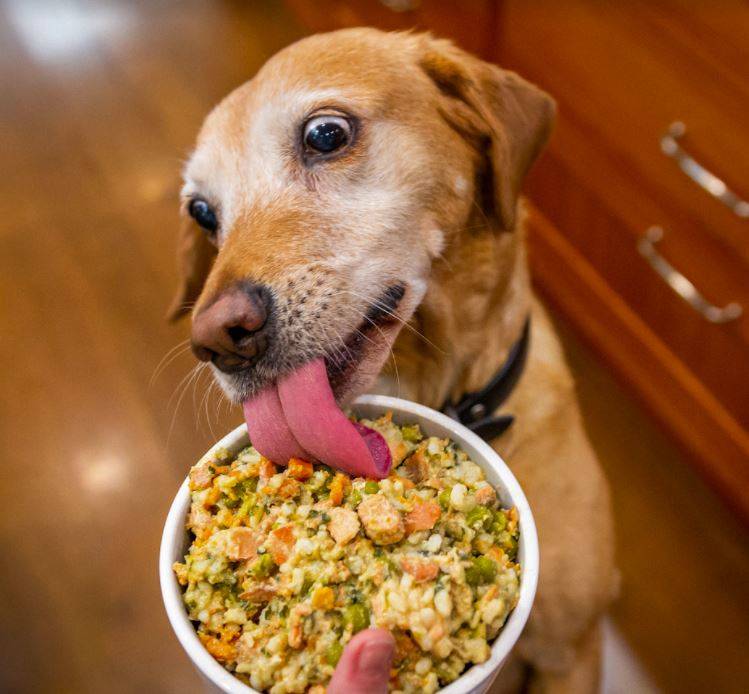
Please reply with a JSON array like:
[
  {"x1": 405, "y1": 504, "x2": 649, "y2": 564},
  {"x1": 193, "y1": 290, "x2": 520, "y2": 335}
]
[{"x1": 160, "y1": 394, "x2": 539, "y2": 694}]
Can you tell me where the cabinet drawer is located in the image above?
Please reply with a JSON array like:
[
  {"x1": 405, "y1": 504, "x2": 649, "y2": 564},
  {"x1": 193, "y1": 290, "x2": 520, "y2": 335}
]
[
  {"x1": 496, "y1": 0, "x2": 749, "y2": 431},
  {"x1": 497, "y1": 0, "x2": 749, "y2": 266},
  {"x1": 528, "y1": 151, "x2": 749, "y2": 430}
]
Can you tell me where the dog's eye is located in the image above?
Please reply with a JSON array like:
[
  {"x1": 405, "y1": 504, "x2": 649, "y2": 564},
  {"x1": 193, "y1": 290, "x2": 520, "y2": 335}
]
[
  {"x1": 188, "y1": 198, "x2": 218, "y2": 235},
  {"x1": 303, "y1": 115, "x2": 351, "y2": 154}
]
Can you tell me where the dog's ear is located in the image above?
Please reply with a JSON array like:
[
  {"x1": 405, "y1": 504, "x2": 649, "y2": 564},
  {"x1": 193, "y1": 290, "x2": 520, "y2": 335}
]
[
  {"x1": 166, "y1": 216, "x2": 217, "y2": 321},
  {"x1": 419, "y1": 38, "x2": 556, "y2": 231}
]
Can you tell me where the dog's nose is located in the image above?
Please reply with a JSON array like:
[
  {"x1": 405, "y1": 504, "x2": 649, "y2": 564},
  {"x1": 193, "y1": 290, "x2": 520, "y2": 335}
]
[{"x1": 191, "y1": 283, "x2": 269, "y2": 373}]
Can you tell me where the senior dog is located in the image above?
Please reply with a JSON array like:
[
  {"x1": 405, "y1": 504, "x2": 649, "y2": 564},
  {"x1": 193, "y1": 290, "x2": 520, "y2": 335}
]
[{"x1": 170, "y1": 28, "x2": 616, "y2": 693}]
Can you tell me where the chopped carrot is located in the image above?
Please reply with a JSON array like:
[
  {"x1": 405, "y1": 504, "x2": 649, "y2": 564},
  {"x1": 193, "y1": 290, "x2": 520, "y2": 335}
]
[
  {"x1": 310, "y1": 586, "x2": 335, "y2": 610},
  {"x1": 400, "y1": 556, "x2": 439, "y2": 582},
  {"x1": 329, "y1": 472, "x2": 349, "y2": 506},
  {"x1": 202, "y1": 486, "x2": 221, "y2": 510},
  {"x1": 404, "y1": 499, "x2": 441, "y2": 534},
  {"x1": 288, "y1": 458, "x2": 313, "y2": 480},
  {"x1": 269, "y1": 524, "x2": 295, "y2": 565},
  {"x1": 259, "y1": 458, "x2": 278, "y2": 480},
  {"x1": 199, "y1": 633, "x2": 237, "y2": 663}
]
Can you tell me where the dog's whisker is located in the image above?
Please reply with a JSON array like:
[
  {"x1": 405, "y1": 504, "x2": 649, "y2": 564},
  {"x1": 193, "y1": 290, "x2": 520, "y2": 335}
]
[
  {"x1": 149, "y1": 339, "x2": 192, "y2": 388},
  {"x1": 338, "y1": 288, "x2": 446, "y2": 355},
  {"x1": 166, "y1": 363, "x2": 207, "y2": 448}
]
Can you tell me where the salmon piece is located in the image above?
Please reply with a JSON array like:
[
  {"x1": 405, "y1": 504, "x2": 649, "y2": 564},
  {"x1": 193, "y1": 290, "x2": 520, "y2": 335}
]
[
  {"x1": 199, "y1": 633, "x2": 237, "y2": 663},
  {"x1": 475, "y1": 485, "x2": 497, "y2": 506},
  {"x1": 404, "y1": 500, "x2": 441, "y2": 534},
  {"x1": 403, "y1": 450, "x2": 429, "y2": 483},
  {"x1": 268, "y1": 524, "x2": 295, "y2": 565},
  {"x1": 357, "y1": 494, "x2": 405, "y2": 545},
  {"x1": 189, "y1": 464, "x2": 213, "y2": 490},
  {"x1": 329, "y1": 472, "x2": 349, "y2": 506},
  {"x1": 288, "y1": 604, "x2": 311, "y2": 648},
  {"x1": 287, "y1": 457, "x2": 314, "y2": 480},
  {"x1": 240, "y1": 581, "x2": 277, "y2": 603},
  {"x1": 226, "y1": 527, "x2": 259, "y2": 561},
  {"x1": 400, "y1": 555, "x2": 439, "y2": 582},
  {"x1": 328, "y1": 507, "x2": 360, "y2": 545}
]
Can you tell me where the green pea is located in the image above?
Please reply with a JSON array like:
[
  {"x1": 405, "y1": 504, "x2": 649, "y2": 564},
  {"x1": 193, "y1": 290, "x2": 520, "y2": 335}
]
[
  {"x1": 325, "y1": 642, "x2": 344, "y2": 666},
  {"x1": 491, "y1": 510, "x2": 507, "y2": 534},
  {"x1": 465, "y1": 556, "x2": 497, "y2": 585},
  {"x1": 401, "y1": 424, "x2": 422, "y2": 443},
  {"x1": 438, "y1": 488, "x2": 452, "y2": 510},
  {"x1": 466, "y1": 506, "x2": 492, "y2": 529},
  {"x1": 342, "y1": 603, "x2": 370, "y2": 633},
  {"x1": 363, "y1": 481, "x2": 379, "y2": 494},
  {"x1": 253, "y1": 553, "x2": 275, "y2": 577}
]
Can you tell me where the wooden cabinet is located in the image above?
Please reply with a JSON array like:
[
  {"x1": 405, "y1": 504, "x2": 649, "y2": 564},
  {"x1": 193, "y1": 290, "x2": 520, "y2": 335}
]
[
  {"x1": 284, "y1": 0, "x2": 749, "y2": 522},
  {"x1": 497, "y1": 1, "x2": 749, "y2": 522}
]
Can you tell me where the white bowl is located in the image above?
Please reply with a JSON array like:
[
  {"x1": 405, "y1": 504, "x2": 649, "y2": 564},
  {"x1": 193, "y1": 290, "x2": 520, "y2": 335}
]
[{"x1": 160, "y1": 395, "x2": 539, "y2": 694}]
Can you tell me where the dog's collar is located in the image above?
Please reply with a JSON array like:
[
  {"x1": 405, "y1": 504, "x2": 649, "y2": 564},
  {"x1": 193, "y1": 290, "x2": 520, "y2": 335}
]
[{"x1": 442, "y1": 318, "x2": 530, "y2": 441}]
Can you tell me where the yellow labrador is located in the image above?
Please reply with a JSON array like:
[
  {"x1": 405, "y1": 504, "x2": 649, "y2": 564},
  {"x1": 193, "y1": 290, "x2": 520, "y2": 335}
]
[{"x1": 170, "y1": 28, "x2": 616, "y2": 693}]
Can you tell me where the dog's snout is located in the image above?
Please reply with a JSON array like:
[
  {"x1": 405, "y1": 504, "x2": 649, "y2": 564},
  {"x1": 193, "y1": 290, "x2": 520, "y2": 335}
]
[{"x1": 191, "y1": 283, "x2": 270, "y2": 373}]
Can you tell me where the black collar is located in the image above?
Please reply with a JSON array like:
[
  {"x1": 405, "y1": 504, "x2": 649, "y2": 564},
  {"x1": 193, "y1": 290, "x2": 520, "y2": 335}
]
[{"x1": 442, "y1": 318, "x2": 530, "y2": 440}]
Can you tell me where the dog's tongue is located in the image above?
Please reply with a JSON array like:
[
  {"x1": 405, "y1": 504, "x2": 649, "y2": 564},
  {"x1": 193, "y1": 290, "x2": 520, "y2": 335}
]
[
  {"x1": 242, "y1": 358, "x2": 391, "y2": 478},
  {"x1": 243, "y1": 387, "x2": 307, "y2": 464}
]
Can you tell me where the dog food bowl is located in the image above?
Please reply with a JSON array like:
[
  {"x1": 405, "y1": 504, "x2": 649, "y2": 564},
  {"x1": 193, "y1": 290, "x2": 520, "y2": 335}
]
[{"x1": 160, "y1": 394, "x2": 538, "y2": 694}]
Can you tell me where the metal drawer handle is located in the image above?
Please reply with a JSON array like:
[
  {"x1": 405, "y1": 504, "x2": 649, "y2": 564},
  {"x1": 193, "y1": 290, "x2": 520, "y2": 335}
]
[
  {"x1": 660, "y1": 121, "x2": 749, "y2": 218},
  {"x1": 637, "y1": 226, "x2": 742, "y2": 323}
]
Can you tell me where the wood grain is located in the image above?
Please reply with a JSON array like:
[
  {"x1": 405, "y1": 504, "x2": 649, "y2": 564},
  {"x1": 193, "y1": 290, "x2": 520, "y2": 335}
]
[{"x1": 495, "y1": 0, "x2": 749, "y2": 517}]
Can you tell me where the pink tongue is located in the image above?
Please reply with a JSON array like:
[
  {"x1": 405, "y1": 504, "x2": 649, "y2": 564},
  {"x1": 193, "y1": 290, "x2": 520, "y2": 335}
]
[
  {"x1": 243, "y1": 387, "x2": 306, "y2": 464},
  {"x1": 242, "y1": 358, "x2": 391, "y2": 478}
]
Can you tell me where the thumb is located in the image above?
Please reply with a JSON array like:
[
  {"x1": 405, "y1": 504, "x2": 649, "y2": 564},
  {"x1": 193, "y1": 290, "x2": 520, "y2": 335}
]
[{"x1": 327, "y1": 628, "x2": 395, "y2": 694}]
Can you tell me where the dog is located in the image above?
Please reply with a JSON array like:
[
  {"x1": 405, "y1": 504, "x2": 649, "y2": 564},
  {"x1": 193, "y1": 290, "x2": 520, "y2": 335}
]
[{"x1": 169, "y1": 28, "x2": 616, "y2": 693}]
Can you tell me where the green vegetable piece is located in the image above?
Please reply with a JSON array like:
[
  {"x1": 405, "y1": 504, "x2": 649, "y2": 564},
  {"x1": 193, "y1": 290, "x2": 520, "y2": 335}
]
[
  {"x1": 491, "y1": 510, "x2": 507, "y2": 534},
  {"x1": 325, "y1": 642, "x2": 344, "y2": 666},
  {"x1": 438, "y1": 488, "x2": 452, "y2": 510},
  {"x1": 343, "y1": 603, "x2": 370, "y2": 633},
  {"x1": 363, "y1": 480, "x2": 379, "y2": 494},
  {"x1": 235, "y1": 493, "x2": 256, "y2": 519},
  {"x1": 466, "y1": 506, "x2": 492, "y2": 529},
  {"x1": 301, "y1": 577, "x2": 314, "y2": 595},
  {"x1": 505, "y1": 535, "x2": 518, "y2": 561},
  {"x1": 465, "y1": 556, "x2": 497, "y2": 585},
  {"x1": 253, "y1": 553, "x2": 274, "y2": 577},
  {"x1": 244, "y1": 477, "x2": 259, "y2": 493},
  {"x1": 401, "y1": 424, "x2": 422, "y2": 443},
  {"x1": 349, "y1": 489, "x2": 362, "y2": 507}
]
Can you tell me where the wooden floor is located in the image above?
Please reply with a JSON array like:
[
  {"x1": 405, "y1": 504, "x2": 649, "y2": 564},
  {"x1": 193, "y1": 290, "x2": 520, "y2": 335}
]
[{"x1": 0, "y1": 2, "x2": 747, "y2": 692}]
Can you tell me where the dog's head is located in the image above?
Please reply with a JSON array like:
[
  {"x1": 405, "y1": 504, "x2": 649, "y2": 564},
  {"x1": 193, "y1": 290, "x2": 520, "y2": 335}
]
[{"x1": 170, "y1": 28, "x2": 554, "y2": 405}]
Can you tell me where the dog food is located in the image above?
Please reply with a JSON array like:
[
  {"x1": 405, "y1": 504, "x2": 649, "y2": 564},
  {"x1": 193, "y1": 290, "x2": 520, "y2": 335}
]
[{"x1": 174, "y1": 413, "x2": 521, "y2": 693}]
